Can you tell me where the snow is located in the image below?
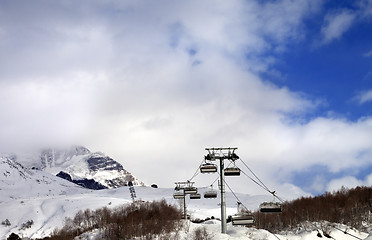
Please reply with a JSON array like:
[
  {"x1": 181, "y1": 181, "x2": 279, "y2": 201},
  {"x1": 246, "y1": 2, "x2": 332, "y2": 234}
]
[
  {"x1": 0, "y1": 157, "x2": 370, "y2": 239},
  {"x1": 365, "y1": 234, "x2": 372, "y2": 240},
  {"x1": 3, "y1": 147, "x2": 144, "y2": 188},
  {"x1": 78, "y1": 217, "x2": 369, "y2": 240}
]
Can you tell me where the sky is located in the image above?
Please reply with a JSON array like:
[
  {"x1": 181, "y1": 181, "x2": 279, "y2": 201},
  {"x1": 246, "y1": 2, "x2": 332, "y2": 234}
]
[{"x1": 0, "y1": 0, "x2": 372, "y2": 198}]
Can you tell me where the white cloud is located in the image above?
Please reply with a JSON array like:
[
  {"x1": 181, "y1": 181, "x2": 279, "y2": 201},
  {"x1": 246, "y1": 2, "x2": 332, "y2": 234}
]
[
  {"x1": 319, "y1": 9, "x2": 356, "y2": 45},
  {"x1": 0, "y1": 72, "x2": 105, "y2": 152},
  {"x1": 354, "y1": 89, "x2": 372, "y2": 104},
  {"x1": 309, "y1": 175, "x2": 327, "y2": 193},
  {"x1": 326, "y1": 173, "x2": 372, "y2": 192},
  {"x1": 358, "y1": 0, "x2": 372, "y2": 18},
  {"x1": 327, "y1": 176, "x2": 363, "y2": 192},
  {"x1": 363, "y1": 50, "x2": 372, "y2": 57},
  {"x1": 0, "y1": 0, "x2": 371, "y2": 198}
]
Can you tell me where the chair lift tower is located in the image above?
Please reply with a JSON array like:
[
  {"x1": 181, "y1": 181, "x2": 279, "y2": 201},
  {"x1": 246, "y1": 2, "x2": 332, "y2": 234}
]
[
  {"x1": 205, "y1": 147, "x2": 239, "y2": 234},
  {"x1": 173, "y1": 181, "x2": 198, "y2": 219}
]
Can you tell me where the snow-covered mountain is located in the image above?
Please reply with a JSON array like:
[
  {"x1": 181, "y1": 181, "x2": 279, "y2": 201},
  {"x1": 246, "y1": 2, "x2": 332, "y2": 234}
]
[
  {"x1": 0, "y1": 156, "x2": 370, "y2": 240},
  {"x1": 0, "y1": 156, "x2": 128, "y2": 238},
  {"x1": 7, "y1": 146, "x2": 144, "y2": 189},
  {"x1": 0, "y1": 156, "x2": 88, "y2": 199}
]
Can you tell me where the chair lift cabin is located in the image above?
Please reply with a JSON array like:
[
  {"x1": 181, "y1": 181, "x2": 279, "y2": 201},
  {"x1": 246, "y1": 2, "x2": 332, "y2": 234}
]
[
  {"x1": 173, "y1": 191, "x2": 184, "y2": 199},
  {"x1": 204, "y1": 190, "x2": 217, "y2": 199},
  {"x1": 200, "y1": 163, "x2": 218, "y2": 173},
  {"x1": 184, "y1": 187, "x2": 198, "y2": 194},
  {"x1": 231, "y1": 202, "x2": 255, "y2": 226},
  {"x1": 190, "y1": 193, "x2": 201, "y2": 199},
  {"x1": 231, "y1": 214, "x2": 255, "y2": 226},
  {"x1": 224, "y1": 167, "x2": 241, "y2": 176},
  {"x1": 260, "y1": 202, "x2": 282, "y2": 213}
]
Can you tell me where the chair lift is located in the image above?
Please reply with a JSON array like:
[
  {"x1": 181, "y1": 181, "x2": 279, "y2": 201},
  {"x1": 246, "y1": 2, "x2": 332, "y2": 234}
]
[
  {"x1": 224, "y1": 158, "x2": 240, "y2": 176},
  {"x1": 260, "y1": 192, "x2": 282, "y2": 213},
  {"x1": 231, "y1": 202, "x2": 255, "y2": 226},
  {"x1": 224, "y1": 167, "x2": 240, "y2": 176},
  {"x1": 204, "y1": 190, "x2": 218, "y2": 199},
  {"x1": 200, "y1": 163, "x2": 217, "y2": 173},
  {"x1": 203, "y1": 185, "x2": 217, "y2": 199},
  {"x1": 184, "y1": 186, "x2": 198, "y2": 195},
  {"x1": 259, "y1": 201, "x2": 282, "y2": 213},
  {"x1": 173, "y1": 191, "x2": 184, "y2": 199},
  {"x1": 231, "y1": 214, "x2": 255, "y2": 226},
  {"x1": 190, "y1": 193, "x2": 201, "y2": 199}
]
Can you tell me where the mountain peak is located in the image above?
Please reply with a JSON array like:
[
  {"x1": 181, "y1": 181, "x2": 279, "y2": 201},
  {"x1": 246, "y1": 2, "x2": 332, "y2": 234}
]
[
  {"x1": 66, "y1": 145, "x2": 91, "y2": 157},
  {"x1": 4, "y1": 146, "x2": 144, "y2": 189}
]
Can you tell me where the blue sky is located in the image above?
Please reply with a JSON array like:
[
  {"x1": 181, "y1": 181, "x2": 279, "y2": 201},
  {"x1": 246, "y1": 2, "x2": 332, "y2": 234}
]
[
  {"x1": 0, "y1": 0, "x2": 371, "y2": 198},
  {"x1": 271, "y1": 19, "x2": 372, "y2": 121},
  {"x1": 264, "y1": 0, "x2": 372, "y2": 194}
]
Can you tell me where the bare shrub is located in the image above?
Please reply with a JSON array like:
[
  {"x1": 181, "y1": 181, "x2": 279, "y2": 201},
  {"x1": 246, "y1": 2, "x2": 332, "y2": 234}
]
[
  {"x1": 50, "y1": 199, "x2": 182, "y2": 240},
  {"x1": 1, "y1": 219, "x2": 11, "y2": 226},
  {"x1": 192, "y1": 226, "x2": 213, "y2": 240},
  {"x1": 254, "y1": 186, "x2": 372, "y2": 233},
  {"x1": 19, "y1": 220, "x2": 34, "y2": 230},
  {"x1": 104, "y1": 199, "x2": 182, "y2": 239}
]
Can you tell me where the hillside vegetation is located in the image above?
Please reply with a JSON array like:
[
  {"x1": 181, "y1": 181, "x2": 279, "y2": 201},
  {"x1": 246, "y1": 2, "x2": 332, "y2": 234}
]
[
  {"x1": 254, "y1": 186, "x2": 372, "y2": 232},
  {"x1": 29, "y1": 187, "x2": 371, "y2": 239},
  {"x1": 45, "y1": 200, "x2": 182, "y2": 240}
]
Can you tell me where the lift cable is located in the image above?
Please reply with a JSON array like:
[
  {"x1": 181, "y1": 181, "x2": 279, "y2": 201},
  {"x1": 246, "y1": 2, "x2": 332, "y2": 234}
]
[
  {"x1": 239, "y1": 159, "x2": 284, "y2": 203},
  {"x1": 238, "y1": 158, "x2": 287, "y2": 203},
  {"x1": 192, "y1": 161, "x2": 231, "y2": 190},
  {"x1": 240, "y1": 168, "x2": 284, "y2": 203},
  {"x1": 223, "y1": 178, "x2": 247, "y2": 211},
  {"x1": 238, "y1": 157, "x2": 338, "y2": 239},
  {"x1": 188, "y1": 158, "x2": 206, "y2": 181},
  {"x1": 239, "y1": 157, "x2": 271, "y2": 193},
  {"x1": 222, "y1": 178, "x2": 281, "y2": 240},
  {"x1": 198, "y1": 161, "x2": 234, "y2": 189},
  {"x1": 240, "y1": 170, "x2": 269, "y2": 193},
  {"x1": 191, "y1": 154, "x2": 340, "y2": 240},
  {"x1": 211, "y1": 175, "x2": 219, "y2": 186}
]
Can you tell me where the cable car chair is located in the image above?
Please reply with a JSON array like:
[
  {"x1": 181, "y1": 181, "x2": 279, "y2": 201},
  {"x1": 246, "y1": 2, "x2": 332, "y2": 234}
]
[
  {"x1": 231, "y1": 214, "x2": 255, "y2": 226},
  {"x1": 224, "y1": 167, "x2": 240, "y2": 176},
  {"x1": 184, "y1": 187, "x2": 198, "y2": 194},
  {"x1": 200, "y1": 163, "x2": 218, "y2": 173},
  {"x1": 259, "y1": 201, "x2": 282, "y2": 213},
  {"x1": 231, "y1": 201, "x2": 255, "y2": 226},
  {"x1": 224, "y1": 158, "x2": 240, "y2": 176},
  {"x1": 190, "y1": 193, "x2": 201, "y2": 199},
  {"x1": 173, "y1": 191, "x2": 184, "y2": 199},
  {"x1": 204, "y1": 190, "x2": 217, "y2": 199}
]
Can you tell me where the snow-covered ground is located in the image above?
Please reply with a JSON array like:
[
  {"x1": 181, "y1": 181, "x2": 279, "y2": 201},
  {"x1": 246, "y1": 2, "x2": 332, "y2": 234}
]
[
  {"x1": 1, "y1": 186, "x2": 370, "y2": 239},
  {"x1": 0, "y1": 157, "x2": 370, "y2": 239}
]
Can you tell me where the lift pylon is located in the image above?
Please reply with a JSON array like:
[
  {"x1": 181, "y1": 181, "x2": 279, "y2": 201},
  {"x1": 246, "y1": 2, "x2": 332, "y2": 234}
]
[
  {"x1": 174, "y1": 181, "x2": 198, "y2": 219},
  {"x1": 205, "y1": 147, "x2": 239, "y2": 234}
]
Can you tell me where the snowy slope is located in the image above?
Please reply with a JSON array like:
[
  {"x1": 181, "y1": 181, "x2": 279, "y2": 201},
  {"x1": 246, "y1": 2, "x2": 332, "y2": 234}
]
[
  {"x1": 0, "y1": 157, "x2": 370, "y2": 240},
  {"x1": 0, "y1": 157, "x2": 130, "y2": 239}
]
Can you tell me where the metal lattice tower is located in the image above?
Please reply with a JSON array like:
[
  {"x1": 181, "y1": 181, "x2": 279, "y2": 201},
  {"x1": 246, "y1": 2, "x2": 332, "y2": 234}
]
[{"x1": 128, "y1": 181, "x2": 137, "y2": 202}]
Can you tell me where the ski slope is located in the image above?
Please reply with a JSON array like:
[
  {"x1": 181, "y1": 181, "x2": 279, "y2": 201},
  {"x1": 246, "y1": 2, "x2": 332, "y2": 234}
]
[
  {"x1": 0, "y1": 157, "x2": 370, "y2": 239},
  {"x1": 0, "y1": 185, "x2": 370, "y2": 239}
]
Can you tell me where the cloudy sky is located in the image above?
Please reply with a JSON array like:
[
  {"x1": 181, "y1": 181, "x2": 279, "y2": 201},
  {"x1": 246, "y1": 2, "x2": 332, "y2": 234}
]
[{"x1": 1, "y1": 0, "x2": 372, "y2": 198}]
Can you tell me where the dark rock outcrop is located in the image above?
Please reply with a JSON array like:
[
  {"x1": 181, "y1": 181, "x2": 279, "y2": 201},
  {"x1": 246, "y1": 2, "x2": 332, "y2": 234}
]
[{"x1": 56, "y1": 171, "x2": 107, "y2": 190}]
